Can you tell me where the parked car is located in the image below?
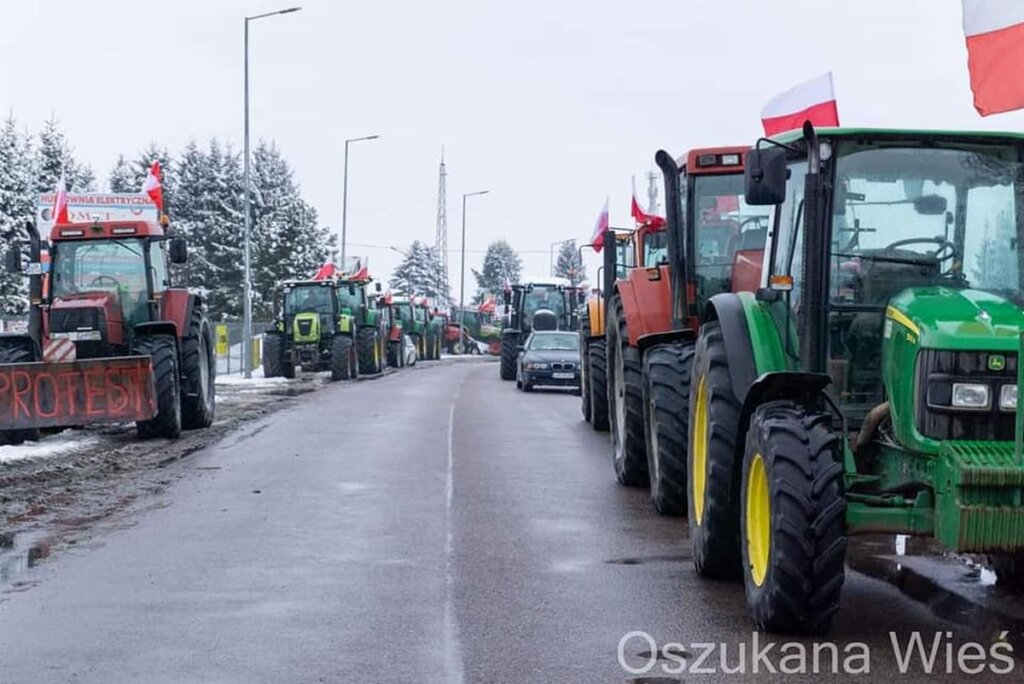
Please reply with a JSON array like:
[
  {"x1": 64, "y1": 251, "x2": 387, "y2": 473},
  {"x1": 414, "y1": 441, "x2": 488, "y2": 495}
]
[{"x1": 516, "y1": 331, "x2": 581, "y2": 392}]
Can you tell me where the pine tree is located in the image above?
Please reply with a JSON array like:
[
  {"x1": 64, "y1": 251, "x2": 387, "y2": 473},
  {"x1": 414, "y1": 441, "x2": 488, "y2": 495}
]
[
  {"x1": 108, "y1": 154, "x2": 134, "y2": 193},
  {"x1": 33, "y1": 116, "x2": 93, "y2": 193},
  {"x1": 472, "y1": 240, "x2": 521, "y2": 303},
  {"x1": 554, "y1": 239, "x2": 585, "y2": 285},
  {"x1": 389, "y1": 240, "x2": 444, "y2": 298},
  {"x1": 0, "y1": 116, "x2": 34, "y2": 315}
]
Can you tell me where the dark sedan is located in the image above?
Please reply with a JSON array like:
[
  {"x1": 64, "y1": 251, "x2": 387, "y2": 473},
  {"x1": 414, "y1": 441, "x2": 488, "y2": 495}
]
[{"x1": 516, "y1": 331, "x2": 580, "y2": 392}]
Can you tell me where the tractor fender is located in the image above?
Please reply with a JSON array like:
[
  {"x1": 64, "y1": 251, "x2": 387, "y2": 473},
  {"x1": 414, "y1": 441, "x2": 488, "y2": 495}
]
[
  {"x1": 614, "y1": 267, "x2": 672, "y2": 347},
  {"x1": 135, "y1": 321, "x2": 179, "y2": 340},
  {"x1": 734, "y1": 370, "x2": 832, "y2": 463},
  {"x1": 702, "y1": 293, "x2": 759, "y2": 404},
  {"x1": 584, "y1": 294, "x2": 605, "y2": 340},
  {"x1": 0, "y1": 333, "x2": 41, "y2": 361},
  {"x1": 161, "y1": 290, "x2": 196, "y2": 338},
  {"x1": 635, "y1": 328, "x2": 696, "y2": 356}
]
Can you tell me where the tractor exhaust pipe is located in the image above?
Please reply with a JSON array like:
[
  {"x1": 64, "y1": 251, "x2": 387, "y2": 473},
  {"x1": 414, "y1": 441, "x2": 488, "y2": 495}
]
[
  {"x1": 602, "y1": 229, "x2": 615, "y2": 303},
  {"x1": 656, "y1": 149, "x2": 687, "y2": 329},
  {"x1": 26, "y1": 220, "x2": 43, "y2": 347}
]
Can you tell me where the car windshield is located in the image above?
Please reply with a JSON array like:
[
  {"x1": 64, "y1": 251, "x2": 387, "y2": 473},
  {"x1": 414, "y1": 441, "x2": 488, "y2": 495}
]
[
  {"x1": 829, "y1": 141, "x2": 1023, "y2": 305},
  {"x1": 285, "y1": 285, "x2": 334, "y2": 315},
  {"x1": 523, "y1": 285, "x2": 565, "y2": 317},
  {"x1": 529, "y1": 332, "x2": 579, "y2": 351}
]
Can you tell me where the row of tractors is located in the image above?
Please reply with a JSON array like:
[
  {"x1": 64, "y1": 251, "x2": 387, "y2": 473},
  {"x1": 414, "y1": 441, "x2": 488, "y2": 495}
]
[
  {"x1": 260, "y1": 271, "x2": 446, "y2": 380},
  {"x1": 580, "y1": 125, "x2": 1024, "y2": 634}
]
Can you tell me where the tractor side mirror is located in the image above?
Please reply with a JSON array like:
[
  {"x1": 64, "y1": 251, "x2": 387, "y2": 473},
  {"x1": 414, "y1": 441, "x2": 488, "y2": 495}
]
[
  {"x1": 503, "y1": 290, "x2": 512, "y2": 306},
  {"x1": 375, "y1": 282, "x2": 382, "y2": 293},
  {"x1": 744, "y1": 147, "x2": 788, "y2": 206},
  {"x1": 169, "y1": 237, "x2": 188, "y2": 264},
  {"x1": 5, "y1": 245, "x2": 22, "y2": 274}
]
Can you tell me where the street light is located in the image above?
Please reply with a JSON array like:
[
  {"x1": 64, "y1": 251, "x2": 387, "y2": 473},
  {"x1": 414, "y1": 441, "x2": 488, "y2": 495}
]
[
  {"x1": 341, "y1": 134, "x2": 381, "y2": 269},
  {"x1": 459, "y1": 190, "x2": 490, "y2": 324},
  {"x1": 242, "y1": 5, "x2": 302, "y2": 379}
]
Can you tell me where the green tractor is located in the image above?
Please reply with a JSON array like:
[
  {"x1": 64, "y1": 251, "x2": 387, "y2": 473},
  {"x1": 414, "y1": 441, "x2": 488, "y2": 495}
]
[
  {"x1": 687, "y1": 123, "x2": 1024, "y2": 634},
  {"x1": 391, "y1": 295, "x2": 442, "y2": 361},
  {"x1": 499, "y1": 277, "x2": 580, "y2": 380},
  {"x1": 263, "y1": 276, "x2": 386, "y2": 380}
]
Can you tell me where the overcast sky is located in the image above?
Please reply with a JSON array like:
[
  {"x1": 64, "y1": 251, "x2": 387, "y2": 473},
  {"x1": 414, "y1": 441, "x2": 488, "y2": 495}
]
[{"x1": 4, "y1": 0, "x2": 1024, "y2": 290}]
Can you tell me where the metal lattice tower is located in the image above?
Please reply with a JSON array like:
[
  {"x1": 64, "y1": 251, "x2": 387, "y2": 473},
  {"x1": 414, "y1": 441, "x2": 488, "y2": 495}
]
[
  {"x1": 646, "y1": 170, "x2": 659, "y2": 214},
  {"x1": 434, "y1": 149, "x2": 450, "y2": 304}
]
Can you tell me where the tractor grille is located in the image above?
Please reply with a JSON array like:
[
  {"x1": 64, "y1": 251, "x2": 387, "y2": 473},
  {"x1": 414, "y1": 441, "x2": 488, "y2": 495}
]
[
  {"x1": 296, "y1": 318, "x2": 314, "y2": 338},
  {"x1": 49, "y1": 307, "x2": 102, "y2": 335},
  {"x1": 915, "y1": 349, "x2": 1017, "y2": 441},
  {"x1": 551, "y1": 362, "x2": 575, "y2": 371}
]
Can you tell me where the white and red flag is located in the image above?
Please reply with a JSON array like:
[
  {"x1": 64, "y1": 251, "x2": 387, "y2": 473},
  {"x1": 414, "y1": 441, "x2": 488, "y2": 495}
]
[
  {"x1": 142, "y1": 161, "x2": 164, "y2": 211},
  {"x1": 630, "y1": 194, "x2": 665, "y2": 228},
  {"x1": 311, "y1": 262, "x2": 337, "y2": 280},
  {"x1": 962, "y1": 1, "x2": 1024, "y2": 116},
  {"x1": 761, "y1": 72, "x2": 840, "y2": 136},
  {"x1": 51, "y1": 172, "x2": 69, "y2": 224},
  {"x1": 589, "y1": 197, "x2": 610, "y2": 252}
]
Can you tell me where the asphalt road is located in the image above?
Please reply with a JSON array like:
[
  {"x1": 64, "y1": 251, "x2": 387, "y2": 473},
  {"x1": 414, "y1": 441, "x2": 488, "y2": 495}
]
[{"x1": 0, "y1": 359, "x2": 1018, "y2": 683}]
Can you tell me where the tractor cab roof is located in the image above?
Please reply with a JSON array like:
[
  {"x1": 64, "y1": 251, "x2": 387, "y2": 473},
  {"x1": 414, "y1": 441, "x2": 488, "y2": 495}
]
[
  {"x1": 682, "y1": 145, "x2": 749, "y2": 176},
  {"x1": 518, "y1": 276, "x2": 572, "y2": 289},
  {"x1": 50, "y1": 219, "x2": 167, "y2": 242},
  {"x1": 770, "y1": 126, "x2": 1024, "y2": 144}
]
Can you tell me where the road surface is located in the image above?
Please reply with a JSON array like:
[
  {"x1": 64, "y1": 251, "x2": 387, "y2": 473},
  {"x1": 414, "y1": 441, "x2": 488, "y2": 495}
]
[{"x1": 0, "y1": 359, "x2": 1019, "y2": 682}]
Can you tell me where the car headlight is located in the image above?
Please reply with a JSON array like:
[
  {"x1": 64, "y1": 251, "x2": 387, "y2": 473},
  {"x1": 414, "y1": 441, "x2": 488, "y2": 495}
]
[
  {"x1": 1000, "y1": 384, "x2": 1017, "y2": 411},
  {"x1": 525, "y1": 362, "x2": 548, "y2": 370},
  {"x1": 952, "y1": 383, "x2": 990, "y2": 409}
]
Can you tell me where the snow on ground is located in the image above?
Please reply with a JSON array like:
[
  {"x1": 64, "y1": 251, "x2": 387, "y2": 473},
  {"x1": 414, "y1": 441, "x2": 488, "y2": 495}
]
[
  {"x1": 0, "y1": 431, "x2": 103, "y2": 465},
  {"x1": 215, "y1": 366, "x2": 289, "y2": 386}
]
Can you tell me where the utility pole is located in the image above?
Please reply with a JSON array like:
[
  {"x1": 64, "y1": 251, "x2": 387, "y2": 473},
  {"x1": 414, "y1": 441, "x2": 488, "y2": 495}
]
[
  {"x1": 647, "y1": 170, "x2": 659, "y2": 214},
  {"x1": 434, "y1": 149, "x2": 449, "y2": 304}
]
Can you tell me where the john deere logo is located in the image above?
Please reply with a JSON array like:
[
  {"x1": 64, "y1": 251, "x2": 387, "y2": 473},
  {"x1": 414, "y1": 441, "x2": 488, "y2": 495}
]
[{"x1": 989, "y1": 355, "x2": 1006, "y2": 371}]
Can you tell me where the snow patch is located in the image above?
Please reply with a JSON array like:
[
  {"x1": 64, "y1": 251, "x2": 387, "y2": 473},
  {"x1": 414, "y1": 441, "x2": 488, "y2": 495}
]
[{"x1": 0, "y1": 431, "x2": 102, "y2": 464}]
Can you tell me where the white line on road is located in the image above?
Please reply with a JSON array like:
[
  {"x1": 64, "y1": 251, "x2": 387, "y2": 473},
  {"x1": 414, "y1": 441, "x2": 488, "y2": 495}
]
[{"x1": 444, "y1": 389, "x2": 465, "y2": 684}]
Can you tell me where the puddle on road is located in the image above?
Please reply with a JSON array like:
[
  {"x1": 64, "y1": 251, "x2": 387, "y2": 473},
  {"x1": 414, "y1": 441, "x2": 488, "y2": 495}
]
[
  {"x1": 0, "y1": 530, "x2": 53, "y2": 590},
  {"x1": 606, "y1": 554, "x2": 689, "y2": 566}
]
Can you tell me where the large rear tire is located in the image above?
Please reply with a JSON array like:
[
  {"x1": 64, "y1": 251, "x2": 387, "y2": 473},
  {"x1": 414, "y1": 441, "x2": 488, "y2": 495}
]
[
  {"x1": 607, "y1": 295, "x2": 646, "y2": 486},
  {"x1": 741, "y1": 402, "x2": 846, "y2": 634},
  {"x1": 134, "y1": 335, "x2": 182, "y2": 440},
  {"x1": 330, "y1": 335, "x2": 355, "y2": 381},
  {"x1": 500, "y1": 332, "x2": 517, "y2": 380},
  {"x1": 180, "y1": 306, "x2": 215, "y2": 430},
  {"x1": 688, "y1": 320, "x2": 742, "y2": 578},
  {"x1": 588, "y1": 339, "x2": 609, "y2": 432},
  {"x1": 643, "y1": 342, "x2": 693, "y2": 516},
  {"x1": 0, "y1": 343, "x2": 41, "y2": 445},
  {"x1": 357, "y1": 327, "x2": 380, "y2": 375},
  {"x1": 262, "y1": 332, "x2": 285, "y2": 378}
]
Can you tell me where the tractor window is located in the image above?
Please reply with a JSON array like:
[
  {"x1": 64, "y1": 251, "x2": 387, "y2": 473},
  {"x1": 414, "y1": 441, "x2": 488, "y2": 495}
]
[
  {"x1": 149, "y1": 241, "x2": 169, "y2": 293},
  {"x1": 52, "y1": 239, "x2": 150, "y2": 323},
  {"x1": 643, "y1": 229, "x2": 668, "y2": 267},
  {"x1": 615, "y1": 238, "x2": 635, "y2": 278},
  {"x1": 523, "y1": 285, "x2": 565, "y2": 318},
  {"x1": 337, "y1": 285, "x2": 363, "y2": 312},
  {"x1": 770, "y1": 161, "x2": 810, "y2": 308},
  {"x1": 285, "y1": 286, "x2": 334, "y2": 316}
]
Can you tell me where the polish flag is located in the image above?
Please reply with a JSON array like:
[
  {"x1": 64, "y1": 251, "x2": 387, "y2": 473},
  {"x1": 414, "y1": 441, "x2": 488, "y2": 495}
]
[
  {"x1": 630, "y1": 194, "x2": 665, "y2": 228},
  {"x1": 589, "y1": 197, "x2": 609, "y2": 252},
  {"x1": 52, "y1": 172, "x2": 69, "y2": 224},
  {"x1": 311, "y1": 262, "x2": 337, "y2": 280},
  {"x1": 761, "y1": 72, "x2": 840, "y2": 136},
  {"x1": 141, "y1": 161, "x2": 163, "y2": 211},
  {"x1": 963, "y1": 1, "x2": 1024, "y2": 116}
]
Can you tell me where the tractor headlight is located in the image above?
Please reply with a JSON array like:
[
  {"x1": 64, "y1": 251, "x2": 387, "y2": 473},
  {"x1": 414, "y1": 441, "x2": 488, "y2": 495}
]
[
  {"x1": 526, "y1": 362, "x2": 548, "y2": 370},
  {"x1": 999, "y1": 384, "x2": 1018, "y2": 411},
  {"x1": 951, "y1": 383, "x2": 991, "y2": 409}
]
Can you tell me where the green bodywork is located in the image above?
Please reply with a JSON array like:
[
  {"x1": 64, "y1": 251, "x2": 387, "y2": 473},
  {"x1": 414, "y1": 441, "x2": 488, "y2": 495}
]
[{"x1": 727, "y1": 127, "x2": 1024, "y2": 553}]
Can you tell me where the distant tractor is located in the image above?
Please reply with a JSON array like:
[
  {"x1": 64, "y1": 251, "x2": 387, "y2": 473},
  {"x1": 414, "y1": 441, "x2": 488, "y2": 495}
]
[
  {"x1": 499, "y1": 277, "x2": 579, "y2": 380},
  {"x1": 579, "y1": 230, "x2": 635, "y2": 432},
  {"x1": 1, "y1": 217, "x2": 214, "y2": 443},
  {"x1": 688, "y1": 124, "x2": 1024, "y2": 633},
  {"x1": 263, "y1": 274, "x2": 385, "y2": 380},
  {"x1": 381, "y1": 294, "x2": 407, "y2": 369},
  {"x1": 391, "y1": 295, "x2": 442, "y2": 361},
  {"x1": 605, "y1": 146, "x2": 766, "y2": 516}
]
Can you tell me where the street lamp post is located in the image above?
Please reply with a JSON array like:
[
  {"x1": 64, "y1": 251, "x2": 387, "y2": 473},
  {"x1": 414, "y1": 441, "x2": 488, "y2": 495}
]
[
  {"x1": 341, "y1": 134, "x2": 380, "y2": 270},
  {"x1": 459, "y1": 190, "x2": 490, "y2": 325},
  {"x1": 242, "y1": 5, "x2": 301, "y2": 379}
]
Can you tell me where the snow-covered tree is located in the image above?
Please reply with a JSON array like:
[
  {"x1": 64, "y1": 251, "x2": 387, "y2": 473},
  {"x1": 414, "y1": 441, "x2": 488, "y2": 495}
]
[
  {"x1": 0, "y1": 116, "x2": 35, "y2": 315},
  {"x1": 554, "y1": 239, "x2": 585, "y2": 285},
  {"x1": 472, "y1": 240, "x2": 521, "y2": 303},
  {"x1": 389, "y1": 240, "x2": 444, "y2": 299},
  {"x1": 108, "y1": 154, "x2": 134, "y2": 193},
  {"x1": 33, "y1": 117, "x2": 93, "y2": 193}
]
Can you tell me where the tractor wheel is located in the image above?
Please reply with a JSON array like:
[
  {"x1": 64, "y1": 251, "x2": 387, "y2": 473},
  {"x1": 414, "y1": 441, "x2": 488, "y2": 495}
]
[
  {"x1": 134, "y1": 335, "x2": 182, "y2": 440},
  {"x1": 740, "y1": 402, "x2": 846, "y2": 634},
  {"x1": 410, "y1": 333, "x2": 422, "y2": 361},
  {"x1": 262, "y1": 332, "x2": 284, "y2": 378},
  {"x1": 500, "y1": 332, "x2": 517, "y2": 380},
  {"x1": 643, "y1": 342, "x2": 694, "y2": 516},
  {"x1": 580, "y1": 341, "x2": 592, "y2": 423},
  {"x1": 607, "y1": 294, "x2": 646, "y2": 486},
  {"x1": 180, "y1": 306, "x2": 215, "y2": 430},
  {"x1": 330, "y1": 335, "x2": 355, "y2": 381},
  {"x1": 357, "y1": 327, "x2": 380, "y2": 375},
  {"x1": 588, "y1": 339, "x2": 609, "y2": 432},
  {"x1": 0, "y1": 344, "x2": 40, "y2": 445},
  {"x1": 688, "y1": 320, "x2": 742, "y2": 578}
]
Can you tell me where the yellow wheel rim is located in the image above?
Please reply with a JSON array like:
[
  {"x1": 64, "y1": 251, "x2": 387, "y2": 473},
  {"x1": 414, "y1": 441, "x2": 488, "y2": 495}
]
[
  {"x1": 746, "y1": 453, "x2": 771, "y2": 587},
  {"x1": 692, "y1": 375, "x2": 708, "y2": 525}
]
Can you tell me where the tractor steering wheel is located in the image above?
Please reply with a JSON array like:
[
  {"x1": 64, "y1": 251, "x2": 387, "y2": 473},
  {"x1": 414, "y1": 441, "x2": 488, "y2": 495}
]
[
  {"x1": 89, "y1": 275, "x2": 122, "y2": 289},
  {"x1": 739, "y1": 215, "x2": 768, "y2": 230},
  {"x1": 882, "y1": 237, "x2": 956, "y2": 263}
]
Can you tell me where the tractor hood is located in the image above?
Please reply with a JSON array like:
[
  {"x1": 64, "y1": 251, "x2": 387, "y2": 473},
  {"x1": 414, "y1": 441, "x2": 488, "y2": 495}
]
[{"x1": 888, "y1": 287, "x2": 1024, "y2": 351}]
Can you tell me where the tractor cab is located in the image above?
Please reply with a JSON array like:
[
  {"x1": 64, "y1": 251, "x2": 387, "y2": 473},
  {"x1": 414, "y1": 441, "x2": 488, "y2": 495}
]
[{"x1": 46, "y1": 220, "x2": 187, "y2": 358}]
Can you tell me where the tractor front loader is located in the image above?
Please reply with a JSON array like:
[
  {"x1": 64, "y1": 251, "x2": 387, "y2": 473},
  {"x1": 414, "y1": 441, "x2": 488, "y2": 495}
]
[
  {"x1": 1, "y1": 217, "x2": 214, "y2": 443},
  {"x1": 687, "y1": 123, "x2": 1024, "y2": 634}
]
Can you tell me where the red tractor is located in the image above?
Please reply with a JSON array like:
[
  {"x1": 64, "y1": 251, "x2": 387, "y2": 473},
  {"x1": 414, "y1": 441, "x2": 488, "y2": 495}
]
[
  {"x1": 0, "y1": 217, "x2": 215, "y2": 443},
  {"x1": 604, "y1": 146, "x2": 766, "y2": 514}
]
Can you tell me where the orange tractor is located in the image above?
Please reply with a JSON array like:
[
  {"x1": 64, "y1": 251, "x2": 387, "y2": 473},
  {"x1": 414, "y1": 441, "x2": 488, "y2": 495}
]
[
  {"x1": 604, "y1": 146, "x2": 767, "y2": 514},
  {"x1": 0, "y1": 217, "x2": 214, "y2": 444}
]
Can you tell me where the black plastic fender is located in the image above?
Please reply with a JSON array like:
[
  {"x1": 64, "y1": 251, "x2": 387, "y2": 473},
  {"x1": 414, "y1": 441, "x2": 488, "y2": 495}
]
[
  {"x1": 636, "y1": 328, "x2": 695, "y2": 356},
  {"x1": 702, "y1": 293, "x2": 758, "y2": 404}
]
